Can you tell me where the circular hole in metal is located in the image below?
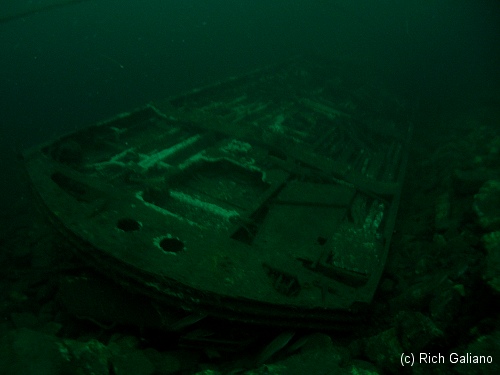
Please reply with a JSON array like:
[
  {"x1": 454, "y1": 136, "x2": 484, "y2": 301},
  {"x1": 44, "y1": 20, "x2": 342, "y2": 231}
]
[
  {"x1": 159, "y1": 237, "x2": 184, "y2": 253},
  {"x1": 317, "y1": 236, "x2": 327, "y2": 245},
  {"x1": 116, "y1": 218, "x2": 141, "y2": 232}
]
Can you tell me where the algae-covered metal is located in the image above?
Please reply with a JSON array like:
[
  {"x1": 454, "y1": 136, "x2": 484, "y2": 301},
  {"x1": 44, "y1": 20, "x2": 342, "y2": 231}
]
[{"x1": 24, "y1": 57, "x2": 413, "y2": 329}]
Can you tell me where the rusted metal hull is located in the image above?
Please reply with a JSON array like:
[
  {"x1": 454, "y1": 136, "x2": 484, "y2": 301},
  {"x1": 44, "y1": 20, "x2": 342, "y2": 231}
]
[{"x1": 24, "y1": 57, "x2": 413, "y2": 329}]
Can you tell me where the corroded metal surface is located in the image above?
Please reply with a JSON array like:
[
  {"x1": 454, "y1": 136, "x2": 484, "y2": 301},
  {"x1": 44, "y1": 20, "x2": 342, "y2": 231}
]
[{"x1": 24, "y1": 57, "x2": 413, "y2": 329}]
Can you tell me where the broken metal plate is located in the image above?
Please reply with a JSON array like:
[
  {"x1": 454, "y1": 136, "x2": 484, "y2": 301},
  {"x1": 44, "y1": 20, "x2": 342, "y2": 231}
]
[{"x1": 23, "y1": 57, "x2": 413, "y2": 329}]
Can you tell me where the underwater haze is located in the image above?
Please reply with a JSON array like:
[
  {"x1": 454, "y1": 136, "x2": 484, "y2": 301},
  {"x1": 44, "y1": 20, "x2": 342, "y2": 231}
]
[
  {"x1": 1, "y1": 0, "x2": 500, "y2": 209},
  {"x1": 2, "y1": 2, "x2": 500, "y2": 373}
]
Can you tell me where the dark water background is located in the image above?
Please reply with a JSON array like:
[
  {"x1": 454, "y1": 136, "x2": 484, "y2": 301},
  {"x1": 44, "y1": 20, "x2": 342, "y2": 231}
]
[{"x1": 1, "y1": 0, "x2": 499, "y2": 211}]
